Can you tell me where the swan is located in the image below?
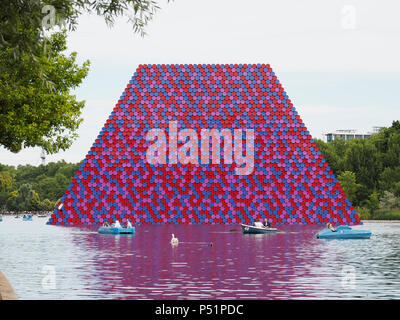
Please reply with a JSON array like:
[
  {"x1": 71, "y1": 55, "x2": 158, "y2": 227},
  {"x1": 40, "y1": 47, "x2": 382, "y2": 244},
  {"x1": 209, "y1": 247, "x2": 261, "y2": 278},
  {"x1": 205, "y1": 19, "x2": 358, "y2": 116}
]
[{"x1": 170, "y1": 234, "x2": 179, "y2": 245}]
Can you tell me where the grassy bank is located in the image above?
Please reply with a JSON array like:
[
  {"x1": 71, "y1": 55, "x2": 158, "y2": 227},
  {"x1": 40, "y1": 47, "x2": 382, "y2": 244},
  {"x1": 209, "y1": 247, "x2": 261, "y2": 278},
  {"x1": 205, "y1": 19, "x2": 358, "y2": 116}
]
[{"x1": 357, "y1": 208, "x2": 400, "y2": 220}]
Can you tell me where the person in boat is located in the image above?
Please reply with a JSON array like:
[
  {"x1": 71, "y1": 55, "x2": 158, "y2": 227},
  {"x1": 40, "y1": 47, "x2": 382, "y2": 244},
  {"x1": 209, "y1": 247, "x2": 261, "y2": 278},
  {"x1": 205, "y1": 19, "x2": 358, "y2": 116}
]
[
  {"x1": 327, "y1": 222, "x2": 337, "y2": 232},
  {"x1": 263, "y1": 218, "x2": 271, "y2": 228},
  {"x1": 112, "y1": 220, "x2": 122, "y2": 228},
  {"x1": 126, "y1": 219, "x2": 133, "y2": 229},
  {"x1": 103, "y1": 221, "x2": 110, "y2": 227},
  {"x1": 254, "y1": 220, "x2": 264, "y2": 228}
]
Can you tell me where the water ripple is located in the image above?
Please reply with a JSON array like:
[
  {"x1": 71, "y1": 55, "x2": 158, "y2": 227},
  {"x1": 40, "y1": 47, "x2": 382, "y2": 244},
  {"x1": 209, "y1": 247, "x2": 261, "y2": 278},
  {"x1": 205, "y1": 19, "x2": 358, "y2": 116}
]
[{"x1": 1, "y1": 218, "x2": 399, "y2": 299}]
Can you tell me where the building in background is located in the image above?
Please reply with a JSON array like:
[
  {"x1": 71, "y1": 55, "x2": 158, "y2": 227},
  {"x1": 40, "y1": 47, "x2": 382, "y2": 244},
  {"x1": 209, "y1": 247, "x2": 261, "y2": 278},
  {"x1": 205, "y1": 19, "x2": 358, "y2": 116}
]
[
  {"x1": 323, "y1": 127, "x2": 383, "y2": 143},
  {"x1": 372, "y1": 126, "x2": 384, "y2": 134}
]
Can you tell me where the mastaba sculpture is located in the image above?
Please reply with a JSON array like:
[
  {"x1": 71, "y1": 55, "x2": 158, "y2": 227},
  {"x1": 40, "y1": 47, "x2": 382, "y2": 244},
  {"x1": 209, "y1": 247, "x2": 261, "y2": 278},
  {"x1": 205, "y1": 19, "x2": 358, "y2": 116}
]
[{"x1": 48, "y1": 64, "x2": 360, "y2": 226}]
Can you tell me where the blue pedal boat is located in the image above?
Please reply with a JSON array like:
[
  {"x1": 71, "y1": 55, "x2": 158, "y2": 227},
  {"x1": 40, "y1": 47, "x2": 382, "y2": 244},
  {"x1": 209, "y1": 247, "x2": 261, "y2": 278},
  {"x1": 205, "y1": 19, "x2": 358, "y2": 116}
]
[
  {"x1": 316, "y1": 225, "x2": 371, "y2": 239},
  {"x1": 23, "y1": 215, "x2": 33, "y2": 221},
  {"x1": 97, "y1": 226, "x2": 135, "y2": 235},
  {"x1": 241, "y1": 224, "x2": 277, "y2": 234}
]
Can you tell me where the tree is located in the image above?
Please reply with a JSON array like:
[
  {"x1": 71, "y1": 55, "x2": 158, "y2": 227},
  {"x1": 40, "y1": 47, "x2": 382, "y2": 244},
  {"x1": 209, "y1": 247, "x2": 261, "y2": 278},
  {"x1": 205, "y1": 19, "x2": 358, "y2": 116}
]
[
  {"x1": 393, "y1": 182, "x2": 400, "y2": 198},
  {"x1": 0, "y1": 171, "x2": 13, "y2": 191},
  {"x1": 337, "y1": 171, "x2": 361, "y2": 205},
  {"x1": 384, "y1": 131, "x2": 400, "y2": 168},
  {"x1": 7, "y1": 183, "x2": 41, "y2": 211},
  {"x1": 56, "y1": 161, "x2": 81, "y2": 178},
  {"x1": 0, "y1": 170, "x2": 14, "y2": 210},
  {"x1": 39, "y1": 198, "x2": 56, "y2": 211},
  {"x1": 345, "y1": 139, "x2": 381, "y2": 192},
  {"x1": 356, "y1": 184, "x2": 373, "y2": 207},
  {"x1": 372, "y1": 120, "x2": 400, "y2": 168},
  {"x1": 36, "y1": 176, "x2": 58, "y2": 201},
  {"x1": 0, "y1": 31, "x2": 90, "y2": 153},
  {"x1": 6, "y1": 190, "x2": 19, "y2": 211},
  {"x1": 379, "y1": 191, "x2": 400, "y2": 211},
  {"x1": 1, "y1": 160, "x2": 77, "y2": 210},
  {"x1": 314, "y1": 139, "x2": 341, "y2": 174},
  {"x1": 379, "y1": 167, "x2": 400, "y2": 194},
  {"x1": 1, "y1": 1, "x2": 165, "y2": 63},
  {"x1": 1, "y1": 0, "x2": 168, "y2": 153},
  {"x1": 328, "y1": 138, "x2": 348, "y2": 172},
  {"x1": 365, "y1": 191, "x2": 380, "y2": 214}
]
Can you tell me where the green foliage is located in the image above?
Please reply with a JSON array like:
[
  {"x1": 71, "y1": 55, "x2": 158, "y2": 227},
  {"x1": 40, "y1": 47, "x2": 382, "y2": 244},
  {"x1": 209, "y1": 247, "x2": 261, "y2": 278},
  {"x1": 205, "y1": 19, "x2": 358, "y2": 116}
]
[
  {"x1": 337, "y1": 171, "x2": 361, "y2": 205},
  {"x1": 1, "y1": 160, "x2": 80, "y2": 211},
  {"x1": 0, "y1": 0, "x2": 165, "y2": 74},
  {"x1": 356, "y1": 207, "x2": 371, "y2": 220},
  {"x1": 0, "y1": 31, "x2": 90, "y2": 153},
  {"x1": 1, "y1": 0, "x2": 169, "y2": 153},
  {"x1": 7, "y1": 183, "x2": 41, "y2": 211},
  {"x1": 372, "y1": 120, "x2": 400, "y2": 166},
  {"x1": 365, "y1": 191, "x2": 380, "y2": 214},
  {"x1": 0, "y1": 1, "x2": 164, "y2": 59},
  {"x1": 379, "y1": 167, "x2": 400, "y2": 194},
  {"x1": 0, "y1": 171, "x2": 14, "y2": 191},
  {"x1": 379, "y1": 191, "x2": 400, "y2": 211},
  {"x1": 36, "y1": 173, "x2": 69, "y2": 201},
  {"x1": 0, "y1": 170, "x2": 14, "y2": 210},
  {"x1": 392, "y1": 182, "x2": 400, "y2": 198},
  {"x1": 344, "y1": 139, "x2": 381, "y2": 191},
  {"x1": 38, "y1": 198, "x2": 56, "y2": 211},
  {"x1": 372, "y1": 210, "x2": 400, "y2": 220},
  {"x1": 316, "y1": 121, "x2": 400, "y2": 219},
  {"x1": 315, "y1": 139, "x2": 342, "y2": 173}
]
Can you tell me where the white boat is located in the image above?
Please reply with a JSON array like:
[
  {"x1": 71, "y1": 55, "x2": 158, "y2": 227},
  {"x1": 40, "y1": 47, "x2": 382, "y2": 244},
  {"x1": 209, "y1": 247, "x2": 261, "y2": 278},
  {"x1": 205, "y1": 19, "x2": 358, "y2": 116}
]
[{"x1": 241, "y1": 223, "x2": 277, "y2": 234}]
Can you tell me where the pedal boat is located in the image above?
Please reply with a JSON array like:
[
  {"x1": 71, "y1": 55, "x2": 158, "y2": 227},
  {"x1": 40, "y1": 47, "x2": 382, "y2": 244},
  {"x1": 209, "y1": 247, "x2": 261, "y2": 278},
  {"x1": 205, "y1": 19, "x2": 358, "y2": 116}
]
[
  {"x1": 316, "y1": 225, "x2": 371, "y2": 239},
  {"x1": 97, "y1": 226, "x2": 135, "y2": 235}
]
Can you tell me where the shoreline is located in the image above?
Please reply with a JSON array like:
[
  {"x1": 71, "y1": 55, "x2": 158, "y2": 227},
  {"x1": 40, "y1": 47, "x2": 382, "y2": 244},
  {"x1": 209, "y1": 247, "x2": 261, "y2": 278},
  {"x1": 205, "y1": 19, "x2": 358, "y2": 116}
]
[
  {"x1": 363, "y1": 220, "x2": 400, "y2": 223},
  {"x1": 0, "y1": 271, "x2": 18, "y2": 300}
]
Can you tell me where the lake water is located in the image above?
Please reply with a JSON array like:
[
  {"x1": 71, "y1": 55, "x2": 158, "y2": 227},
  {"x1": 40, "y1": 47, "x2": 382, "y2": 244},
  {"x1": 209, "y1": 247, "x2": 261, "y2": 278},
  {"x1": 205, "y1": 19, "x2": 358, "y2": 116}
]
[{"x1": 0, "y1": 216, "x2": 399, "y2": 299}]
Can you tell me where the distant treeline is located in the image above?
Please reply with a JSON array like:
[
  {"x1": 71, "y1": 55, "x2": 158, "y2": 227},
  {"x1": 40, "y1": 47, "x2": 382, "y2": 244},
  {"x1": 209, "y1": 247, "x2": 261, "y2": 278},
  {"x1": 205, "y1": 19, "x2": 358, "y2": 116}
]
[
  {"x1": 315, "y1": 120, "x2": 400, "y2": 219},
  {"x1": 1, "y1": 121, "x2": 399, "y2": 219},
  {"x1": 0, "y1": 160, "x2": 82, "y2": 212}
]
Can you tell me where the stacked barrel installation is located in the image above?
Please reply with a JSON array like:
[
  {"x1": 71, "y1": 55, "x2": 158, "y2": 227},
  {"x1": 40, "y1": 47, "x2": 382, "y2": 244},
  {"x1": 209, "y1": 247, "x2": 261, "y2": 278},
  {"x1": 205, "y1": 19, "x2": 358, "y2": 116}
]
[{"x1": 48, "y1": 64, "x2": 361, "y2": 226}]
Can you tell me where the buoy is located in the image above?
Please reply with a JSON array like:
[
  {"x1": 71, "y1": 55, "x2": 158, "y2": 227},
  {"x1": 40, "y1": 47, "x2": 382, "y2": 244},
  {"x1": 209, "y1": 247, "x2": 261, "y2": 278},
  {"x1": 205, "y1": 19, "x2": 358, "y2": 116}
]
[{"x1": 171, "y1": 233, "x2": 179, "y2": 245}]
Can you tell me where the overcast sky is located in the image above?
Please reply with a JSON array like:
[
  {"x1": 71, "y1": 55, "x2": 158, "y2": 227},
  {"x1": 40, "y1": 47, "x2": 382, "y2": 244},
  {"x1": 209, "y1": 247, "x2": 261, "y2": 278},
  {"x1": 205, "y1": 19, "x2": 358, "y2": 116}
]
[{"x1": 1, "y1": 0, "x2": 400, "y2": 166}]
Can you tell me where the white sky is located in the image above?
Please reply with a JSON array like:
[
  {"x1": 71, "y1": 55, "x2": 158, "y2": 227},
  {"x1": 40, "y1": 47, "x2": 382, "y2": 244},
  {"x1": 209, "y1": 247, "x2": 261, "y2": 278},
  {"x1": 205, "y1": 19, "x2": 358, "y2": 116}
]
[{"x1": 1, "y1": 0, "x2": 400, "y2": 166}]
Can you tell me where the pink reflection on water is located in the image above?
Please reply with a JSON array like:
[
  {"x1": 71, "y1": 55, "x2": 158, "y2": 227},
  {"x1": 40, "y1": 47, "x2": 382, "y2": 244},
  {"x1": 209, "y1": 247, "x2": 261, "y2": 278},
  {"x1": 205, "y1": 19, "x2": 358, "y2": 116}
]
[{"x1": 68, "y1": 224, "x2": 333, "y2": 299}]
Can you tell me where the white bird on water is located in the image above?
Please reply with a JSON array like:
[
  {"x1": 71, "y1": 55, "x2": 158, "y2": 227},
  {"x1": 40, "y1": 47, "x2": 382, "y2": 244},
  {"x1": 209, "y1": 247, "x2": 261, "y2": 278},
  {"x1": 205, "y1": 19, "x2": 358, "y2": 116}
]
[{"x1": 171, "y1": 234, "x2": 179, "y2": 245}]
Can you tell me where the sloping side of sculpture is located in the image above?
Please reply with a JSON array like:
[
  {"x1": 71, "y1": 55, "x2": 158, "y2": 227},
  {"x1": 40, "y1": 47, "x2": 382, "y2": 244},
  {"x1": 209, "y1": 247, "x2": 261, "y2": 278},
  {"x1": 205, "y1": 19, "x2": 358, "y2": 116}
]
[{"x1": 49, "y1": 64, "x2": 360, "y2": 226}]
